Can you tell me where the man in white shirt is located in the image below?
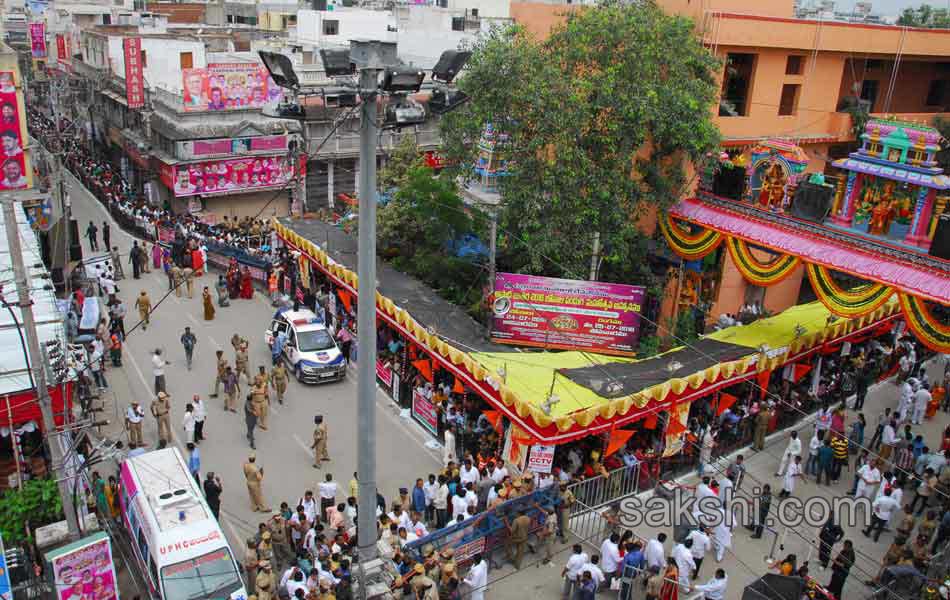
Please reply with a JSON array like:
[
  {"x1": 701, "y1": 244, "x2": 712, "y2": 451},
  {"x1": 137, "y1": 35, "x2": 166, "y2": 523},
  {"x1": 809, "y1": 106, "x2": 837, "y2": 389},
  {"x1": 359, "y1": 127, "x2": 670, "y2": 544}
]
[
  {"x1": 152, "y1": 348, "x2": 167, "y2": 394},
  {"x1": 880, "y1": 420, "x2": 898, "y2": 462},
  {"x1": 432, "y1": 476, "x2": 449, "y2": 528},
  {"x1": 318, "y1": 473, "x2": 338, "y2": 521},
  {"x1": 913, "y1": 382, "x2": 932, "y2": 425},
  {"x1": 298, "y1": 490, "x2": 318, "y2": 524},
  {"x1": 691, "y1": 569, "x2": 728, "y2": 600},
  {"x1": 718, "y1": 475, "x2": 734, "y2": 508},
  {"x1": 779, "y1": 455, "x2": 803, "y2": 498},
  {"x1": 125, "y1": 400, "x2": 145, "y2": 446},
  {"x1": 561, "y1": 544, "x2": 589, "y2": 599},
  {"x1": 490, "y1": 462, "x2": 509, "y2": 484},
  {"x1": 643, "y1": 533, "x2": 667, "y2": 570},
  {"x1": 672, "y1": 539, "x2": 696, "y2": 591},
  {"x1": 863, "y1": 488, "x2": 900, "y2": 541},
  {"x1": 899, "y1": 379, "x2": 916, "y2": 421},
  {"x1": 443, "y1": 426, "x2": 457, "y2": 466},
  {"x1": 686, "y1": 526, "x2": 712, "y2": 578},
  {"x1": 854, "y1": 459, "x2": 883, "y2": 499},
  {"x1": 581, "y1": 556, "x2": 605, "y2": 590},
  {"x1": 775, "y1": 431, "x2": 802, "y2": 476},
  {"x1": 451, "y1": 489, "x2": 468, "y2": 521},
  {"x1": 460, "y1": 459, "x2": 480, "y2": 486},
  {"x1": 464, "y1": 553, "x2": 488, "y2": 600},
  {"x1": 599, "y1": 533, "x2": 622, "y2": 589}
]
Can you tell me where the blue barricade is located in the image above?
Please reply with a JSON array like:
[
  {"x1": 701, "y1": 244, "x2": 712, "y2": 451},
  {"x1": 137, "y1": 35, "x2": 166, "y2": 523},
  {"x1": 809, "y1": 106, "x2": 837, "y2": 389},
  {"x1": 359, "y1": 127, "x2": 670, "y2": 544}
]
[{"x1": 402, "y1": 487, "x2": 558, "y2": 569}]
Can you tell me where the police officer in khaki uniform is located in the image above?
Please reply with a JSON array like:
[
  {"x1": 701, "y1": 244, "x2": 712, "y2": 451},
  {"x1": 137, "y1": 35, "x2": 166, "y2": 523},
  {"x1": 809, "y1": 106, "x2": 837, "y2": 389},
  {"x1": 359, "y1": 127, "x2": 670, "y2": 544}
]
[
  {"x1": 311, "y1": 415, "x2": 329, "y2": 468},
  {"x1": 235, "y1": 342, "x2": 250, "y2": 383},
  {"x1": 243, "y1": 539, "x2": 259, "y2": 595},
  {"x1": 255, "y1": 366, "x2": 270, "y2": 389},
  {"x1": 211, "y1": 350, "x2": 228, "y2": 398},
  {"x1": 126, "y1": 400, "x2": 145, "y2": 446},
  {"x1": 150, "y1": 392, "x2": 171, "y2": 444},
  {"x1": 504, "y1": 509, "x2": 532, "y2": 569},
  {"x1": 243, "y1": 454, "x2": 271, "y2": 512},
  {"x1": 134, "y1": 291, "x2": 151, "y2": 330},
  {"x1": 754, "y1": 404, "x2": 772, "y2": 451},
  {"x1": 183, "y1": 266, "x2": 195, "y2": 298},
  {"x1": 255, "y1": 561, "x2": 275, "y2": 600},
  {"x1": 421, "y1": 544, "x2": 441, "y2": 583},
  {"x1": 257, "y1": 531, "x2": 274, "y2": 570},
  {"x1": 268, "y1": 514, "x2": 293, "y2": 568},
  {"x1": 251, "y1": 381, "x2": 269, "y2": 430},
  {"x1": 270, "y1": 364, "x2": 288, "y2": 405},
  {"x1": 170, "y1": 265, "x2": 183, "y2": 298}
]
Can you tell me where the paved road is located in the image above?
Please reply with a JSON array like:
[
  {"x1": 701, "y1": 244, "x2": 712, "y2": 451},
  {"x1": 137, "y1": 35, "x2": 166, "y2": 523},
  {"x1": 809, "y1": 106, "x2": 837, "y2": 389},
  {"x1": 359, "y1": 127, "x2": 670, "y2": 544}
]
[{"x1": 64, "y1": 172, "x2": 441, "y2": 577}]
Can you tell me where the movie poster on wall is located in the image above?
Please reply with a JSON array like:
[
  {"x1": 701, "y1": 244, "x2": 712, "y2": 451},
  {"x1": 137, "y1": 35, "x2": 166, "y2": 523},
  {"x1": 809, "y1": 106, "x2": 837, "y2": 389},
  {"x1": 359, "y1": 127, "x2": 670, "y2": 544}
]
[
  {"x1": 160, "y1": 155, "x2": 294, "y2": 198},
  {"x1": 0, "y1": 72, "x2": 30, "y2": 191},
  {"x1": 29, "y1": 23, "x2": 46, "y2": 58},
  {"x1": 181, "y1": 63, "x2": 282, "y2": 112}
]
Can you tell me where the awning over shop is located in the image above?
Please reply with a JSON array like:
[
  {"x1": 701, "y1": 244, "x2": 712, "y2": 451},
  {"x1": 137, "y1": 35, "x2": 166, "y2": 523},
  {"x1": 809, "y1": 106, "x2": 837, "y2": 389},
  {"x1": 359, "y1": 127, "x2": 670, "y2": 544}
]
[
  {"x1": 276, "y1": 220, "x2": 900, "y2": 445},
  {"x1": 670, "y1": 197, "x2": 950, "y2": 304}
]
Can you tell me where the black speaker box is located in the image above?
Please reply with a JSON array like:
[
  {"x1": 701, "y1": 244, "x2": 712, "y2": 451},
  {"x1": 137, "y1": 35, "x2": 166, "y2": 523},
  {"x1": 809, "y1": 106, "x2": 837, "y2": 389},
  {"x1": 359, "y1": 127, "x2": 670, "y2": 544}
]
[
  {"x1": 68, "y1": 219, "x2": 83, "y2": 262},
  {"x1": 790, "y1": 181, "x2": 834, "y2": 223},
  {"x1": 930, "y1": 213, "x2": 950, "y2": 260}
]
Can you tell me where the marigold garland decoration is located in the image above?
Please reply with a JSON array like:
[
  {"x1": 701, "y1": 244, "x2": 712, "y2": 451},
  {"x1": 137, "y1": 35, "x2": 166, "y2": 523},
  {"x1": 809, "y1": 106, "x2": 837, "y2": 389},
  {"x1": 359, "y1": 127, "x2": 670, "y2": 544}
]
[
  {"x1": 658, "y1": 213, "x2": 723, "y2": 260},
  {"x1": 898, "y1": 292, "x2": 950, "y2": 353},
  {"x1": 726, "y1": 237, "x2": 800, "y2": 286},
  {"x1": 805, "y1": 263, "x2": 895, "y2": 318}
]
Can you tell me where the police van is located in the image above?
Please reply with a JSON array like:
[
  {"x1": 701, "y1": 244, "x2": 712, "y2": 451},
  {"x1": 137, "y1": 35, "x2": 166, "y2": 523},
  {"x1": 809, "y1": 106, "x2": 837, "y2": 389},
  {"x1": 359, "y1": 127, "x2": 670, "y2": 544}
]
[{"x1": 264, "y1": 307, "x2": 346, "y2": 383}]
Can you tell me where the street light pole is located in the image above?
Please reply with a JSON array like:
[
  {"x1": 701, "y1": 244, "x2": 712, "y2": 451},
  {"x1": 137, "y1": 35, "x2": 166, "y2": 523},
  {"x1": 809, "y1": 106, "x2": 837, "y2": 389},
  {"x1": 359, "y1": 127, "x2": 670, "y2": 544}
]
[
  {"x1": 355, "y1": 60, "x2": 380, "y2": 562},
  {"x1": 2, "y1": 197, "x2": 80, "y2": 539}
]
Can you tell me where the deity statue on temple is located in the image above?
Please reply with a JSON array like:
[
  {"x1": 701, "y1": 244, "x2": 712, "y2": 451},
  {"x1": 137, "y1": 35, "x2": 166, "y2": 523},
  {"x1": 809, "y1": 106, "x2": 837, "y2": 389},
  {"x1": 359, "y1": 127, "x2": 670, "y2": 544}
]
[
  {"x1": 757, "y1": 162, "x2": 787, "y2": 209},
  {"x1": 869, "y1": 181, "x2": 897, "y2": 235}
]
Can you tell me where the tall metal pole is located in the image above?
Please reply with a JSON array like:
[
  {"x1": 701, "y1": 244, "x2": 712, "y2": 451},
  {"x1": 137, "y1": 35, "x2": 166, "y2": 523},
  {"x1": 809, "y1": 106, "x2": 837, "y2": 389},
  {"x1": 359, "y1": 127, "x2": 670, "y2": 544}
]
[
  {"x1": 2, "y1": 198, "x2": 80, "y2": 539},
  {"x1": 355, "y1": 65, "x2": 379, "y2": 561},
  {"x1": 488, "y1": 210, "x2": 497, "y2": 287}
]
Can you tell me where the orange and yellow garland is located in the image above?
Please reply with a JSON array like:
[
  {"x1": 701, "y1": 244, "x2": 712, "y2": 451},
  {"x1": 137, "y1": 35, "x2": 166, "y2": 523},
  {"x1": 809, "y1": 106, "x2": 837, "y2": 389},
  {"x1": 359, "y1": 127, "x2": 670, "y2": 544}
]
[
  {"x1": 898, "y1": 292, "x2": 950, "y2": 354},
  {"x1": 658, "y1": 213, "x2": 723, "y2": 261},
  {"x1": 726, "y1": 237, "x2": 801, "y2": 286},
  {"x1": 805, "y1": 263, "x2": 895, "y2": 319}
]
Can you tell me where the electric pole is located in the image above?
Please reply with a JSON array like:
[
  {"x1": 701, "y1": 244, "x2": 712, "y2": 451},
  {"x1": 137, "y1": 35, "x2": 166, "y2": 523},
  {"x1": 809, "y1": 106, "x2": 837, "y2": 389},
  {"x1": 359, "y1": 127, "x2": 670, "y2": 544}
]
[
  {"x1": 354, "y1": 42, "x2": 382, "y2": 562},
  {"x1": 2, "y1": 197, "x2": 80, "y2": 539}
]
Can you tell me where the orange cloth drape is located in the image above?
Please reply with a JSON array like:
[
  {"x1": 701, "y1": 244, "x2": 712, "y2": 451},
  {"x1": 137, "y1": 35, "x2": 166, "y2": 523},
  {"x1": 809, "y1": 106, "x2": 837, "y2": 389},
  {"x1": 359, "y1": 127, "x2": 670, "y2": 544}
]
[
  {"x1": 482, "y1": 410, "x2": 503, "y2": 433},
  {"x1": 605, "y1": 429, "x2": 635, "y2": 457},
  {"x1": 338, "y1": 290, "x2": 353, "y2": 313},
  {"x1": 412, "y1": 359, "x2": 433, "y2": 382},
  {"x1": 717, "y1": 392, "x2": 738, "y2": 416},
  {"x1": 792, "y1": 363, "x2": 812, "y2": 383},
  {"x1": 453, "y1": 378, "x2": 465, "y2": 394}
]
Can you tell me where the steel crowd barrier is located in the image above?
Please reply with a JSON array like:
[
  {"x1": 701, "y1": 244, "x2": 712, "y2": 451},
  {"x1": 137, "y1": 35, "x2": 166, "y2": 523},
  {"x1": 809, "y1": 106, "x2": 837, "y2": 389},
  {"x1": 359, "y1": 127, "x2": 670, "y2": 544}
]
[
  {"x1": 565, "y1": 462, "x2": 642, "y2": 516},
  {"x1": 402, "y1": 487, "x2": 558, "y2": 570}
]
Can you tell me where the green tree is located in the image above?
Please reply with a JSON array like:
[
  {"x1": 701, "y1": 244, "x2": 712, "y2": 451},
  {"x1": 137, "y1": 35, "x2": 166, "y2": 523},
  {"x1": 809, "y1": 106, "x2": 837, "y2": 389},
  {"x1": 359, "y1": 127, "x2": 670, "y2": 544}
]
[
  {"x1": 379, "y1": 136, "x2": 425, "y2": 190},
  {"x1": 0, "y1": 478, "x2": 64, "y2": 544},
  {"x1": 897, "y1": 4, "x2": 950, "y2": 27},
  {"x1": 440, "y1": 3, "x2": 721, "y2": 284}
]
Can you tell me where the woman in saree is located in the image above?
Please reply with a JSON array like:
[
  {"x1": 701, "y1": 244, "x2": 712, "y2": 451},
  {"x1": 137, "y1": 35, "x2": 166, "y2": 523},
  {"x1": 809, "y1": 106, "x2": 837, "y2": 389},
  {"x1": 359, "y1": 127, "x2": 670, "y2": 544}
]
[
  {"x1": 227, "y1": 265, "x2": 240, "y2": 299},
  {"x1": 203, "y1": 286, "x2": 216, "y2": 320},
  {"x1": 658, "y1": 557, "x2": 679, "y2": 600},
  {"x1": 216, "y1": 275, "x2": 230, "y2": 307},
  {"x1": 151, "y1": 242, "x2": 162, "y2": 269},
  {"x1": 239, "y1": 266, "x2": 254, "y2": 299}
]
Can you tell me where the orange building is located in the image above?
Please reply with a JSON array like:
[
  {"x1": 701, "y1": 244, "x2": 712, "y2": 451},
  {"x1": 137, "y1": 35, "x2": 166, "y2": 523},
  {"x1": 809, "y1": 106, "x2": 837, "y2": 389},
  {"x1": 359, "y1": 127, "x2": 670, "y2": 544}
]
[{"x1": 511, "y1": 0, "x2": 950, "y2": 327}]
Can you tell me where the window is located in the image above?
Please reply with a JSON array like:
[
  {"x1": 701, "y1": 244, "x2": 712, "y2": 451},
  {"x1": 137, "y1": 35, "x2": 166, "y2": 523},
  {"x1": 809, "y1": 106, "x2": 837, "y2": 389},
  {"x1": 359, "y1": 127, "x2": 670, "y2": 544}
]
[
  {"x1": 719, "y1": 53, "x2": 756, "y2": 117},
  {"x1": 102, "y1": 14, "x2": 111, "y2": 24},
  {"x1": 744, "y1": 283, "x2": 765, "y2": 307},
  {"x1": 860, "y1": 80, "x2": 879, "y2": 111},
  {"x1": 322, "y1": 19, "x2": 339, "y2": 35},
  {"x1": 451, "y1": 16, "x2": 464, "y2": 31},
  {"x1": 909, "y1": 149, "x2": 926, "y2": 164},
  {"x1": 470, "y1": 8, "x2": 478, "y2": 16},
  {"x1": 140, "y1": 49, "x2": 147, "y2": 68},
  {"x1": 867, "y1": 142, "x2": 882, "y2": 156},
  {"x1": 925, "y1": 80, "x2": 949, "y2": 107},
  {"x1": 778, "y1": 84, "x2": 800, "y2": 116},
  {"x1": 179, "y1": 52, "x2": 193, "y2": 69},
  {"x1": 785, "y1": 55, "x2": 804, "y2": 75},
  {"x1": 161, "y1": 549, "x2": 242, "y2": 600}
]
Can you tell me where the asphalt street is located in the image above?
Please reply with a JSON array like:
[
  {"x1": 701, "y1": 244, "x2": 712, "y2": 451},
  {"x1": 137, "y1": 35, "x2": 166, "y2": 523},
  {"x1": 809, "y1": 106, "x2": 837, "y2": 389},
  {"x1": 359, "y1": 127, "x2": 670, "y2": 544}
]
[{"x1": 64, "y1": 172, "x2": 441, "y2": 568}]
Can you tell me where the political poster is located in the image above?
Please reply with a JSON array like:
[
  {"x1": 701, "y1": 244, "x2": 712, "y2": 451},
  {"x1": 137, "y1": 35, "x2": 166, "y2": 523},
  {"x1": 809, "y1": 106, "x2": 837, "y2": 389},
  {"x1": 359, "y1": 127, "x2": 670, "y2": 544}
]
[
  {"x1": 123, "y1": 38, "x2": 145, "y2": 109},
  {"x1": 45, "y1": 532, "x2": 119, "y2": 600},
  {"x1": 159, "y1": 155, "x2": 294, "y2": 198},
  {"x1": 0, "y1": 72, "x2": 30, "y2": 191},
  {"x1": 29, "y1": 23, "x2": 46, "y2": 58},
  {"x1": 411, "y1": 388, "x2": 438, "y2": 436},
  {"x1": 181, "y1": 63, "x2": 281, "y2": 112},
  {"x1": 490, "y1": 273, "x2": 646, "y2": 355}
]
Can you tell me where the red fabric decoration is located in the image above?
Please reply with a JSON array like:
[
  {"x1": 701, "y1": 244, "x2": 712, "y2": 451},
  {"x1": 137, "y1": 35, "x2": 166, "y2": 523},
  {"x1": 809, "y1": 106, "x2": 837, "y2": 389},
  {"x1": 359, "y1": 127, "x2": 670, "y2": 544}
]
[
  {"x1": 482, "y1": 410, "x2": 503, "y2": 433},
  {"x1": 643, "y1": 414, "x2": 658, "y2": 430},
  {"x1": 412, "y1": 359, "x2": 433, "y2": 382},
  {"x1": 338, "y1": 290, "x2": 353, "y2": 313},
  {"x1": 792, "y1": 363, "x2": 812, "y2": 383},
  {"x1": 757, "y1": 370, "x2": 771, "y2": 399},
  {"x1": 666, "y1": 417, "x2": 687, "y2": 436},
  {"x1": 716, "y1": 392, "x2": 738, "y2": 416},
  {"x1": 453, "y1": 378, "x2": 465, "y2": 394},
  {"x1": 605, "y1": 429, "x2": 635, "y2": 457}
]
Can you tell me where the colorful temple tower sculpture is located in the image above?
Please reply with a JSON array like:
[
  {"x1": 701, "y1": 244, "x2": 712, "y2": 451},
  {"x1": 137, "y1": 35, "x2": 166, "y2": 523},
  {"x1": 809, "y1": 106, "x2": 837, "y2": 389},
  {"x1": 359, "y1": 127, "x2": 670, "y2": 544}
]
[
  {"x1": 472, "y1": 123, "x2": 511, "y2": 192},
  {"x1": 828, "y1": 118, "x2": 950, "y2": 251},
  {"x1": 743, "y1": 139, "x2": 809, "y2": 212}
]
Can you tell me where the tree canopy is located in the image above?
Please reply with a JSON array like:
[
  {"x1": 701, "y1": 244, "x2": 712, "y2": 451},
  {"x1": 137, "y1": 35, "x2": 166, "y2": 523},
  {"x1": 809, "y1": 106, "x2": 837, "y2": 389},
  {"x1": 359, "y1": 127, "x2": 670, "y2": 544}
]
[
  {"x1": 439, "y1": 2, "x2": 721, "y2": 284},
  {"x1": 897, "y1": 4, "x2": 950, "y2": 27}
]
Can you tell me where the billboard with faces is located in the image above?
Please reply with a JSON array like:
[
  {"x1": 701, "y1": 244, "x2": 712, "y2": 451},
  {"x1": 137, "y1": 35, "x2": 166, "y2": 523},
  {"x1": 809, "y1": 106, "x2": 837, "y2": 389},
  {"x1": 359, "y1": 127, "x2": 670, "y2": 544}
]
[
  {"x1": 181, "y1": 63, "x2": 282, "y2": 112},
  {"x1": 160, "y1": 155, "x2": 294, "y2": 198},
  {"x1": 0, "y1": 71, "x2": 30, "y2": 191}
]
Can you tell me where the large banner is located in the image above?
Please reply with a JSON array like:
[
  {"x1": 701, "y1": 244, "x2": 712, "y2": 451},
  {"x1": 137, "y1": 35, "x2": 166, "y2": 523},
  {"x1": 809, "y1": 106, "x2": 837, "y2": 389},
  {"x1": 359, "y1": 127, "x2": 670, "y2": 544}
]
[
  {"x1": 45, "y1": 531, "x2": 119, "y2": 600},
  {"x1": 123, "y1": 38, "x2": 144, "y2": 109},
  {"x1": 29, "y1": 23, "x2": 46, "y2": 58},
  {"x1": 159, "y1": 155, "x2": 293, "y2": 198},
  {"x1": 0, "y1": 71, "x2": 30, "y2": 191},
  {"x1": 491, "y1": 273, "x2": 646, "y2": 355},
  {"x1": 411, "y1": 389, "x2": 438, "y2": 436},
  {"x1": 182, "y1": 63, "x2": 281, "y2": 112},
  {"x1": 178, "y1": 134, "x2": 288, "y2": 160}
]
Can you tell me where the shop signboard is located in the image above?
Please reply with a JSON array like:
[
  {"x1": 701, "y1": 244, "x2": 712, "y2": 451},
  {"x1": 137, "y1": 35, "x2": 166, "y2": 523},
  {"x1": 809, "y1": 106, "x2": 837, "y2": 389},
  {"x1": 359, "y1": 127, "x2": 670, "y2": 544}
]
[
  {"x1": 29, "y1": 22, "x2": 46, "y2": 58},
  {"x1": 122, "y1": 37, "x2": 144, "y2": 109},
  {"x1": 56, "y1": 34, "x2": 66, "y2": 60},
  {"x1": 178, "y1": 134, "x2": 288, "y2": 160},
  {"x1": 526, "y1": 444, "x2": 555, "y2": 474},
  {"x1": 45, "y1": 531, "x2": 119, "y2": 600},
  {"x1": 376, "y1": 359, "x2": 393, "y2": 389},
  {"x1": 490, "y1": 273, "x2": 646, "y2": 355},
  {"x1": 181, "y1": 63, "x2": 281, "y2": 112},
  {"x1": 0, "y1": 71, "x2": 31, "y2": 191},
  {"x1": 411, "y1": 388, "x2": 438, "y2": 436},
  {"x1": 159, "y1": 155, "x2": 294, "y2": 198}
]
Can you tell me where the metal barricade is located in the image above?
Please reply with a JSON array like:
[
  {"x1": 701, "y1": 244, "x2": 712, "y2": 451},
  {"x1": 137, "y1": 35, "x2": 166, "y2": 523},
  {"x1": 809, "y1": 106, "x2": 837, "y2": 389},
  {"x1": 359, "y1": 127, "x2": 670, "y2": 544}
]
[
  {"x1": 402, "y1": 487, "x2": 558, "y2": 570},
  {"x1": 566, "y1": 463, "x2": 642, "y2": 516}
]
